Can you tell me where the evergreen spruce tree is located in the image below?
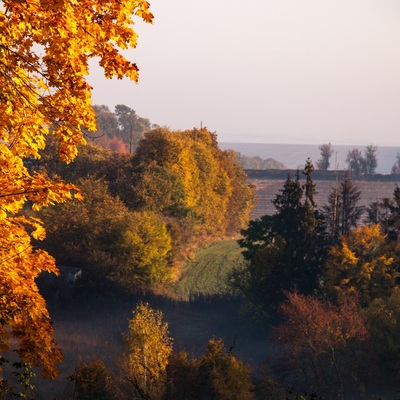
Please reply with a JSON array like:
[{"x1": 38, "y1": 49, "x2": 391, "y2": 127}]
[
  {"x1": 235, "y1": 160, "x2": 327, "y2": 313},
  {"x1": 365, "y1": 185, "x2": 400, "y2": 241},
  {"x1": 323, "y1": 172, "x2": 363, "y2": 240}
]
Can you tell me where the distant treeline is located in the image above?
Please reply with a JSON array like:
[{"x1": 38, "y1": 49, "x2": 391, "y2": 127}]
[
  {"x1": 245, "y1": 168, "x2": 400, "y2": 181},
  {"x1": 236, "y1": 153, "x2": 286, "y2": 170}
]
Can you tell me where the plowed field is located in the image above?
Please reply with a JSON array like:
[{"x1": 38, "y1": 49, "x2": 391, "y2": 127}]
[{"x1": 251, "y1": 179, "x2": 398, "y2": 219}]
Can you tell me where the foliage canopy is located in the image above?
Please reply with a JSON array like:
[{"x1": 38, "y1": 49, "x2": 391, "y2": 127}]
[{"x1": 0, "y1": 0, "x2": 152, "y2": 377}]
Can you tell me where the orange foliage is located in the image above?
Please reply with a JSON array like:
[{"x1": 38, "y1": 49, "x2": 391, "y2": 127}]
[
  {"x1": 109, "y1": 136, "x2": 128, "y2": 154},
  {"x1": 273, "y1": 292, "x2": 368, "y2": 355},
  {"x1": 0, "y1": 0, "x2": 152, "y2": 377},
  {"x1": 272, "y1": 292, "x2": 369, "y2": 397}
]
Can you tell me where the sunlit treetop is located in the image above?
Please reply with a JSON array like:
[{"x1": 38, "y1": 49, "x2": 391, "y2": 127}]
[{"x1": 0, "y1": 0, "x2": 153, "y2": 163}]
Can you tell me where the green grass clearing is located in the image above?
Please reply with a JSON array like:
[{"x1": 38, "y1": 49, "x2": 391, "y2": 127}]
[{"x1": 174, "y1": 240, "x2": 247, "y2": 300}]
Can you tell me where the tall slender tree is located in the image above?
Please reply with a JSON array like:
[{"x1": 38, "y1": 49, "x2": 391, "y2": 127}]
[
  {"x1": 316, "y1": 143, "x2": 334, "y2": 171},
  {"x1": 323, "y1": 172, "x2": 363, "y2": 240},
  {"x1": 346, "y1": 148, "x2": 364, "y2": 179},
  {"x1": 363, "y1": 145, "x2": 378, "y2": 178},
  {"x1": 122, "y1": 302, "x2": 173, "y2": 400},
  {"x1": 365, "y1": 185, "x2": 400, "y2": 240}
]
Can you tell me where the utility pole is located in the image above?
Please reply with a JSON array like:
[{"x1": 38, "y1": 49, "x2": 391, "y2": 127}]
[
  {"x1": 129, "y1": 123, "x2": 133, "y2": 154},
  {"x1": 333, "y1": 152, "x2": 339, "y2": 238}
]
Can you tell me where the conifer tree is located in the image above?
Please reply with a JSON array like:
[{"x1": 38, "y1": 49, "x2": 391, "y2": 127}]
[
  {"x1": 365, "y1": 185, "x2": 400, "y2": 240},
  {"x1": 323, "y1": 172, "x2": 363, "y2": 240},
  {"x1": 234, "y1": 160, "x2": 327, "y2": 312}
]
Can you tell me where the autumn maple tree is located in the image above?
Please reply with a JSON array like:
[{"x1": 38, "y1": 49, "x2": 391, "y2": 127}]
[{"x1": 0, "y1": 0, "x2": 153, "y2": 378}]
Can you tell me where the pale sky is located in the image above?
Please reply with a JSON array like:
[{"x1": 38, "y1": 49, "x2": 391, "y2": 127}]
[{"x1": 88, "y1": 0, "x2": 400, "y2": 146}]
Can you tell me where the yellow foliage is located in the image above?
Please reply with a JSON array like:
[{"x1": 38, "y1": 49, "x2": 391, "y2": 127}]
[
  {"x1": 325, "y1": 224, "x2": 398, "y2": 306},
  {"x1": 123, "y1": 211, "x2": 172, "y2": 285},
  {"x1": 123, "y1": 302, "x2": 173, "y2": 400},
  {"x1": 0, "y1": 0, "x2": 152, "y2": 377},
  {"x1": 134, "y1": 128, "x2": 248, "y2": 236}
]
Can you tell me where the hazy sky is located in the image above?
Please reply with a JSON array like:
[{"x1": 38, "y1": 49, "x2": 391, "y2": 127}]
[{"x1": 88, "y1": 0, "x2": 400, "y2": 146}]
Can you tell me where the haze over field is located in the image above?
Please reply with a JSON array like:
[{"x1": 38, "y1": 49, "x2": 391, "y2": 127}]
[
  {"x1": 219, "y1": 142, "x2": 400, "y2": 174},
  {"x1": 88, "y1": 0, "x2": 400, "y2": 147}
]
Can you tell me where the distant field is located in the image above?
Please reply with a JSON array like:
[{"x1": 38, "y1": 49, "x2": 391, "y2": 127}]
[{"x1": 250, "y1": 179, "x2": 399, "y2": 219}]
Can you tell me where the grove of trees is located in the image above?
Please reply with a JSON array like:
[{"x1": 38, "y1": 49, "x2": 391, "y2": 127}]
[
  {"x1": 322, "y1": 172, "x2": 363, "y2": 240},
  {"x1": 34, "y1": 127, "x2": 255, "y2": 295},
  {"x1": 316, "y1": 143, "x2": 380, "y2": 180},
  {"x1": 72, "y1": 303, "x2": 256, "y2": 400},
  {"x1": 90, "y1": 104, "x2": 156, "y2": 153},
  {"x1": 346, "y1": 145, "x2": 378, "y2": 179},
  {"x1": 230, "y1": 160, "x2": 400, "y2": 398},
  {"x1": 231, "y1": 159, "x2": 327, "y2": 313}
]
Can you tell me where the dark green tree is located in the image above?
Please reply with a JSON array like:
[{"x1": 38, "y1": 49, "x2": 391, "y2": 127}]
[
  {"x1": 365, "y1": 185, "x2": 400, "y2": 241},
  {"x1": 365, "y1": 198, "x2": 392, "y2": 230},
  {"x1": 322, "y1": 172, "x2": 363, "y2": 240},
  {"x1": 384, "y1": 186, "x2": 400, "y2": 239},
  {"x1": 363, "y1": 287, "x2": 400, "y2": 387},
  {"x1": 233, "y1": 160, "x2": 327, "y2": 312}
]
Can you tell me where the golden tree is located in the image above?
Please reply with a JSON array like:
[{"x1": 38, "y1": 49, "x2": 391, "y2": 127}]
[
  {"x1": 122, "y1": 302, "x2": 173, "y2": 400},
  {"x1": 0, "y1": 0, "x2": 153, "y2": 377},
  {"x1": 325, "y1": 224, "x2": 398, "y2": 306},
  {"x1": 132, "y1": 127, "x2": 255, "y2": 237}
]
